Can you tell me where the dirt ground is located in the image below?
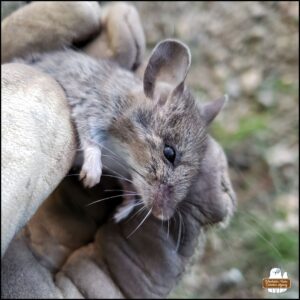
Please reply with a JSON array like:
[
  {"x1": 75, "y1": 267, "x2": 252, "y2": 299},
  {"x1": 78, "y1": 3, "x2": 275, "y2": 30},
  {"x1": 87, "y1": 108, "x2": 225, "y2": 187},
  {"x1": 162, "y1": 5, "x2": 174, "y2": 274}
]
[{"x1": 2, "y1": 1, "x2": 299, "y2": 299}]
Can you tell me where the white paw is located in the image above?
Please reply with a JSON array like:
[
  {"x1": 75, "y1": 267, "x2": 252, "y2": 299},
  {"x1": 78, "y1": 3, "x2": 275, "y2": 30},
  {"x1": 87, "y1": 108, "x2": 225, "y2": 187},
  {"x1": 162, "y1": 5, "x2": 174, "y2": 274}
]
[
  {"x1": 80, "y1": 142, "x2": 102, "y2": 188},
  {"x1": 80, "y1": 163, "x2": 102, "y2": 188},
  {"x1": 113, "y1": 204, "x2": 135, "y2": 223}
]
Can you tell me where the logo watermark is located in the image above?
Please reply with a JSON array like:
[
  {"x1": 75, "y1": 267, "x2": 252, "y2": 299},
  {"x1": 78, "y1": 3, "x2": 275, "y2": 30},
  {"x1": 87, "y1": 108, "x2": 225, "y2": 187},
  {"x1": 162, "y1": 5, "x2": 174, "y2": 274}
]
[{"x1": 262, "y1": 268, "x2": 291, "y2": 293}]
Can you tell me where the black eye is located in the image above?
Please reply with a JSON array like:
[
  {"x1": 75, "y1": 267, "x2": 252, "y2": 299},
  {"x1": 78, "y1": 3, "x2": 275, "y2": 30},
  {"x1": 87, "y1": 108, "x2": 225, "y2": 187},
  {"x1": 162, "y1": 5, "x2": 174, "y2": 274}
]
[{"x1": 163, "y1": 145, "x2": 176, "y2": 164}]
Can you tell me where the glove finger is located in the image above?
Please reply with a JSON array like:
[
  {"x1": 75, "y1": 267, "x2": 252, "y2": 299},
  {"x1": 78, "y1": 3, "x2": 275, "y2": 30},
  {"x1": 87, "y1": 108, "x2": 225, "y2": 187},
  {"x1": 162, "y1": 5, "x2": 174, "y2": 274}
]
[
  {"x1": 1, "y1": 1, "x2": 102, "y2": 63},
  {"x1": 84, "y1": 2, "x2": 145, "y2": 71}
]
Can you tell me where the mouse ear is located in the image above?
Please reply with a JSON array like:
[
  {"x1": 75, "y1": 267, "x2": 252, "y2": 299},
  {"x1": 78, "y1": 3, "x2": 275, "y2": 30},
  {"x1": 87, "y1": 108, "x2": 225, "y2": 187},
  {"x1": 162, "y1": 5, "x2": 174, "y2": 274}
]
[
  {"x1": 143, "y1": 39, "x2": 191, "y2": 100},
  {"x1": 201, "y1": 95, "x2": 228, "y2": 125}
]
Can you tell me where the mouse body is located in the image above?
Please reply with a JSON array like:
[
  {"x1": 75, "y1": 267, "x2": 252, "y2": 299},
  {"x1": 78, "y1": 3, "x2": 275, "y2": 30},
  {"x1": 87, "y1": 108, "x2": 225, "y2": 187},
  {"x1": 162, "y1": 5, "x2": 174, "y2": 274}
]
[{"x1": 18, "y1": 40, "x2": 227, "y2": 221}]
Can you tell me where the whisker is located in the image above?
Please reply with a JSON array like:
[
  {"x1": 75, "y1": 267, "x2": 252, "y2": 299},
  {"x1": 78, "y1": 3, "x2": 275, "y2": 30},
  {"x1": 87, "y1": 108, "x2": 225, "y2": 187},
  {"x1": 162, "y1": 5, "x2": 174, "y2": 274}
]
[
  {"x1": 66, "y1": 168, "x2": 133, "y2": 185},
  {"x1": 91, "y1": 139, "x2": 147, "y2": 181},
  {"x1": 102, "y1": 163, "x2": 131, "y2": 182},
  {"x1": 181, "y1": 211, "x2": 185, "y2": 237},
  {"x1": 130, "y1": 200, "x2": 144, "y2": 207},
  {"x1": 66, "y1": 173, "x2": 80, "y2": 177},
  {"x1": 204, "y1": 213, "x2": 284, "y2": 267},
  {"x1": 101, "y1": 145, "x2": 146, "y2": 180},
  {"x1": 241, "y1": 218, "x2": 283, "y2": 260},
  {"x1": 86, "y1": 193, "x2": 136, "y2": 206},
  {"x1": 102, "y1": 153, "x2": 132, "y2": 175},
  {"x1": 118, "y1": 201, "x2": 144, "y2": 214},
  {"x1": 126, "y1": 204, "x2": 147, "y2": 223},
  {"x1": 127, "y1": 208, "x2": 153, "y2": 238},
  {"x1": 175, "y1": 210, "x2": 182, "y2": 252},
  {"x1": 167, "y1": 218, "x2": 170, "y2": 239},
  {"x1": 101, "y1": 174, "x2": 134, "y2": 184},
  {"x1": 172, "y1": 211, "x2": 177, "y2": 228},
  {"x1": 104, "y1": 153, "x2": 147, "y2": 181},
  {"x1": 238, "y1": 211, "x2": 274, "y2": 236},
  {"x1": 104, "y1": 189, "x2": 139, "y2": 194},
  {"x1": 87, "y1": 139, "x2": 131, "y2": 171}
]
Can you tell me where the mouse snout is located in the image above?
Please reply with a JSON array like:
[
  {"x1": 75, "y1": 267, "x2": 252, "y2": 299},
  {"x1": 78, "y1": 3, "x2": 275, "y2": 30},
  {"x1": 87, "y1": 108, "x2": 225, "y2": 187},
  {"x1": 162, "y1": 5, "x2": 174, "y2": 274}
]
[
  {"x1": 158, "y1": 183, "x2": 172, "y2": 198},
  {"x1": 151, "y1": 183, "x2": 174, "y2": 220}
]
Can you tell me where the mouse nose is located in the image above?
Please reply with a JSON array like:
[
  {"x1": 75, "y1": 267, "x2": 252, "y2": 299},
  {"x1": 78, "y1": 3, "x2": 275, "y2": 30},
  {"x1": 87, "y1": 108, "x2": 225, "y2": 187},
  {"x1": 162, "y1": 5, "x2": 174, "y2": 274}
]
[
  {"x1": 161, "y1": 183, "x2": 171, "y2": 195},
  {"x1": 155, "y1": 183, "x2": 172, "y2": 200},
  {"x1": 151, "y1": 183, "x2": 174, "y2": 219}
]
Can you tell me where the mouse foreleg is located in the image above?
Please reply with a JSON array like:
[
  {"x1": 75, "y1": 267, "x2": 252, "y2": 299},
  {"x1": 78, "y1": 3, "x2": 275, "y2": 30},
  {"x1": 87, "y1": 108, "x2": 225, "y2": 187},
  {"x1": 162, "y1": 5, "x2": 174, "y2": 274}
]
[
  {"x1": 113, "y1": 195, "x2": 137, "y2": 223},
  {"x1": 113, "y1": 180, "x2": 138, "y2": 223},
  {"x1": 79, "y1": 139, "x2": 103, "y2": 188}
]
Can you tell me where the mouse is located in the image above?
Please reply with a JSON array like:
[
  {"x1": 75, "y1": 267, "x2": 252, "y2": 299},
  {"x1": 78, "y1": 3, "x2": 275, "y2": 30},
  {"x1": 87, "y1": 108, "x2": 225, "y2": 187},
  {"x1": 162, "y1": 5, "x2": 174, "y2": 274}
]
[{"x1": 16, "y1": 39, "x2": 227, "y2": 222}]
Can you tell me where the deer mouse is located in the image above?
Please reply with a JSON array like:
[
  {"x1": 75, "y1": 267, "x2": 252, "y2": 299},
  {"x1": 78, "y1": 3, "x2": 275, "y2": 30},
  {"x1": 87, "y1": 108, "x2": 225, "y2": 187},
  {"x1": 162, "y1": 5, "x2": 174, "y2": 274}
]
[{"x1": 18, "y1": 40, "x2": 227, "y2": 222}]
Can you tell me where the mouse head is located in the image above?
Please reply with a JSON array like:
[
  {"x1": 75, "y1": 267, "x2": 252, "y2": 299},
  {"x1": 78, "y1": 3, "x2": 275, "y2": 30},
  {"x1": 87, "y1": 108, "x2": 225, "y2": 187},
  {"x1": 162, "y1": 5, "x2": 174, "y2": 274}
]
[{"x1": 114, "y1": 40, "x2": 227, "y2": 220}]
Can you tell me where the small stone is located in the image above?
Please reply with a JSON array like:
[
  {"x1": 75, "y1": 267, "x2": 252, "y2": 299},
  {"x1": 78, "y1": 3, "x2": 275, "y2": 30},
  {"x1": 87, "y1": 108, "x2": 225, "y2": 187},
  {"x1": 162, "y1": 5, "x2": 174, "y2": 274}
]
[
  {"x1": 231, "y1": 57, "x2": 247, "y2": 72},
  {"x1": 265, "y1": 144, "x2": 298, "y2": 168},
  {"x1": 214, "y1": 48, "x2": 228, "y2": 61},
  {"x1": 257, "y1": 89, "x2": 275, "y2": 107},
  {"x1": 226, "y1": 78, "x2": 241, "y2": 98},
  {"x1": 241, "y1": 69, "x2": 263, "y2": 94},
  {"x1": 275, "y1": 194, "x2": 299, "y2": 212},
  {"x1": 287, "y1": 214, "x2": 299, "y2": 230},
  {"x1": 214, "y1": 65, "x2": 229, "y2": 80},
  {"x1": 273, "y1": 213, "x2": 298, "y2": 232},
  {"x1": 279, "y1": 1, "x2": 299, "y2": 20},
  {"x1": 248, "y1": 3, "x2": 267, "y2": 19},
  {"x1": 215, "y1": 268, "x2": 245, "y2": 293},
  {"x1": 248, "y1": 26, "x2": 266, "y2": 40}
]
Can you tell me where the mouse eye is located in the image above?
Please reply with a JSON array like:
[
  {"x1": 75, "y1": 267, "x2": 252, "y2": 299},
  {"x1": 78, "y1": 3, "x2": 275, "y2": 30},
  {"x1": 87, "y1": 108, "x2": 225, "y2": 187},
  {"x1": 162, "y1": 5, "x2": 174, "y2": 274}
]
[{"x1": 163, "y1": 145, "x2": 176, "y2": 164}]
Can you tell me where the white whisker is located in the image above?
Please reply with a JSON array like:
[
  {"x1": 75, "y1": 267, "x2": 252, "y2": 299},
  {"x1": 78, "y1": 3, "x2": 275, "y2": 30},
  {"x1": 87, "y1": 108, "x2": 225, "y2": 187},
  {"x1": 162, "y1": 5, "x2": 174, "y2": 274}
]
[
  {"x1": 101, "y1": 174, "x2": 134, "y2": 184},
  {"x1": 86, "y1": 193, "x2": 136, "y2": 206},
  {"x1": 126, "y1": 204, "x2": 147, "y2": 222},
  {"x1": 175, "y1": 211, "x2": 183, "y2": 252},
  {"x1": 167, "y1": 218, "x2": 170, "y2": 239},
  {"x1": 66, "y1": 173, "x2": 80, "y2": 177},
  {"x1": 91, "y1": 139, "x2": 147, "y2": 181},
  {"x1": 127, "y1": 208, "x2": 153, "y2": 238},
  {"x1": 105, "y1": 189, "x2": 140, "y2": 194}
]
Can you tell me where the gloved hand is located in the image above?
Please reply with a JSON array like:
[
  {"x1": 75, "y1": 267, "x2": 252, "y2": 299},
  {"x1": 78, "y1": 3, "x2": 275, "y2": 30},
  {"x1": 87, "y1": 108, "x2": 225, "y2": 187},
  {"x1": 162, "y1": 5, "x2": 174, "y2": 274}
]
[{"x1": 1, "y1": 2, "x2": 236, "y2": 298}]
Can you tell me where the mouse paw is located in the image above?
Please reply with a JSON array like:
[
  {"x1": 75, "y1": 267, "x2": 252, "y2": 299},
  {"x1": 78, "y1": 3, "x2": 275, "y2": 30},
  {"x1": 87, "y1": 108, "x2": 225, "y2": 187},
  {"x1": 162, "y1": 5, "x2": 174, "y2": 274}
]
[
  {"x1": 113, "y1": 205, "x2": 133, "y2": 223},
  {"x1": 113, "y1": 199, "x2": 136, "y2": 223},
  {"x1": 80, "y1": 141, "x2": 103, "y2": 188},
  {"x1": 80, "y1": 160, "x2": 102, "y2": 188}
]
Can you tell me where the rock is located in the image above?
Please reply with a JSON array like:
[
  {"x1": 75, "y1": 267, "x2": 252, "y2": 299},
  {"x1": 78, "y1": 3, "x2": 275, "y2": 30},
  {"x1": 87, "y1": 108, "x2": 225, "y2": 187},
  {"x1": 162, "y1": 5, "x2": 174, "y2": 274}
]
[
  {"x1": 231, "y1": 57, "x2": 247, "y2": 72},
  {"x1": 248, "y1": 3, "x2": 267, "y2": 20},
  {"x1": 273, "y1": 214, "x2": 298, "y2": 232},
  {"x1": 213, "y1": 47, "x2": 229, "y2": 62},
  {"x1": 274, "y1": 193, "x2": 298, "y2": 214},
  {"x1": 226, "y1": 78, "x2": 241, "y2": 99},
  {"x1": 215, "y1": 268, "x2": 245, "y2": 293},
  {"x1": 279, "y1": 1, "x2": 299, "y2": 20},
  {"x1": 241, "y1": 69, "x2": 263, "y2": 94},
  {"x1": 257, "y1": 89, "x2": 275, "y2": 107},
  {"x1": 273, "y1": 194, "x2": 299, "y2": 232},
  {"x1": 182, "y1": 270, "x2": 204, "y2": 291},
  {"x1": 265, "y1": 144, "x2": 298, "y2": 168},
  {"x1": 248, "y1": 26, "x2": 267, "y2": 41}
]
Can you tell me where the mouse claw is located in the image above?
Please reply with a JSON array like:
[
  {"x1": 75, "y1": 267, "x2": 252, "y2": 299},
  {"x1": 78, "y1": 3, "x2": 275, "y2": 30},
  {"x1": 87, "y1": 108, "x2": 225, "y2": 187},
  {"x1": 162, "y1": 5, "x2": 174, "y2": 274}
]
[
  {"x1": 80, "y1": 163, "x2": 102, "y2": 188},
  {"x1": 80, "y1": 142, "x2": 103, "y2": 188}
]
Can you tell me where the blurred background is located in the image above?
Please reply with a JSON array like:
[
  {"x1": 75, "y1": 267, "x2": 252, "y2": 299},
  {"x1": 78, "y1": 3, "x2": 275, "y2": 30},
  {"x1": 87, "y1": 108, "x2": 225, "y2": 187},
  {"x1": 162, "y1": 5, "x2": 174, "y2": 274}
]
[{"x1": 2, "y1": 1, "x2": 299, "y2": 298}]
